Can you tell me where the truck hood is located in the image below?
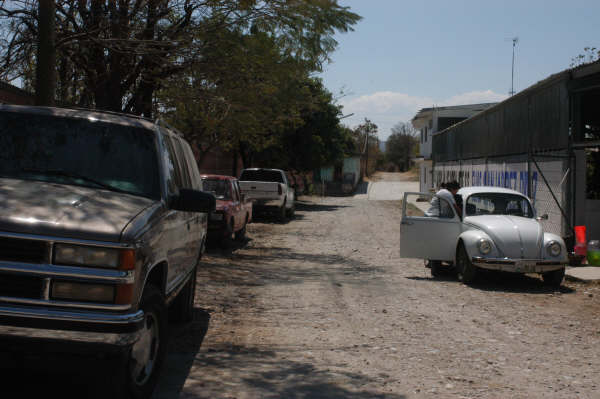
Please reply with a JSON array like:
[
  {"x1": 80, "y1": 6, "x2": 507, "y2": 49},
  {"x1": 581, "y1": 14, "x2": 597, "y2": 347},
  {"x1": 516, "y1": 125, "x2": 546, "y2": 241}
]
[
  {"x1": 464, "y1": 215, "x2": 543, "y2": 259},
  {"x1": 0, "y1": 178, "x2": 155, "y2": 242}
]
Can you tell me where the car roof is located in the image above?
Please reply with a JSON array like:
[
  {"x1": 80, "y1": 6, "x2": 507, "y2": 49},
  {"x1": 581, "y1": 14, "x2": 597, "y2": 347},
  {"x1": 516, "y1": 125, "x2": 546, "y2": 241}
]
[
  {"x1": 458, "y1": 186, "x2": 528, "y2": 198},
  {"x1": 200, "y1": 174, "x2": 236, "y2": 181},
  {"x1": 0, "y1": 104, "x2": 157, "y2": 131}
]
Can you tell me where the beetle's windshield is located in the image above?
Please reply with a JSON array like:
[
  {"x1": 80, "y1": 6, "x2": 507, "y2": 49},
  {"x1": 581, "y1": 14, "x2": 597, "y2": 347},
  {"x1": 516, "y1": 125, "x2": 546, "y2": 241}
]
[
  {"x1": 201, "y1": 179, "x2": 231, "y2": 200},
  {"x1": 465, "y1": 193, "x2": 533, "y2": 218},
  {"x1": 0, "y1": 111, "x2": 160, "y2": 199}
]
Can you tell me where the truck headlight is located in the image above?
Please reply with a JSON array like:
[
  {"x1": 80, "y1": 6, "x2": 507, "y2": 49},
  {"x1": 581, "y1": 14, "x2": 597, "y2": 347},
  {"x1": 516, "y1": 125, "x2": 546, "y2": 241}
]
[
  {"x1": 54, "y1": 244, "x2": 133, "y2": 269},
  {"x1": 477, "y1": 238, "x2": 492, "y2": 255},
  {"x1": 547, "y1": 241, "x2": 562, "y2": 257},
  {"x1": 51, "y1": 281, "x2": 115, "y2": 303},
  {"x1": 210, "y1": 212, "x2": 224, "y2": 221}
]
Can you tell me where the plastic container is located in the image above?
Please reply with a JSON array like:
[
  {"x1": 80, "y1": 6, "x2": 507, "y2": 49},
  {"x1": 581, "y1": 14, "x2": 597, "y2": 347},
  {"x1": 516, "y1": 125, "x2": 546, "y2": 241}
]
[
  {"x1": 574, "y1": 226, "x2": 588, "y2": 258},
  {"x1": 588, "y1": 240, "x2": 600, "y2": 266}
]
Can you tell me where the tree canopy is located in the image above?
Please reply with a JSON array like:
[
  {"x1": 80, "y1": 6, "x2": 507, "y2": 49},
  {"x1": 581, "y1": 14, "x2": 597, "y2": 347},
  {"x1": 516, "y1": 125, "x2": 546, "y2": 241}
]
[{"x1": 0, "y1": 0, "x2": 361, "y2": 171}]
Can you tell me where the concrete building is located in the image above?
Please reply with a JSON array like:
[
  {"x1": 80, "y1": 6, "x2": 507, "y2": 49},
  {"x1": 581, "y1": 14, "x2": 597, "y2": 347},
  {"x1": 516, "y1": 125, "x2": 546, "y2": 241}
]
[
  {"x1": 411, "y1": 103, "x2": 497, "y2": 193},
  {"x1": 429, "y1": 60, "x2": 600, "y2": 246}
]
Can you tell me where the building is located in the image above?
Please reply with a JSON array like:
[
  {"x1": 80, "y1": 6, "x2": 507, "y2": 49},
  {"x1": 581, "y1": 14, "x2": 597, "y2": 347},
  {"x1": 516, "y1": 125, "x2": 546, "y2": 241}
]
[
  {"x1": 430, "y1": 60, "x2": 600, "y2": 246},
  {"x1": 411, "y1": 103, "x2": 497, "y2": 193},
  {"x1": 0, "y1": 81, "x2": 34, "y2": 105}
]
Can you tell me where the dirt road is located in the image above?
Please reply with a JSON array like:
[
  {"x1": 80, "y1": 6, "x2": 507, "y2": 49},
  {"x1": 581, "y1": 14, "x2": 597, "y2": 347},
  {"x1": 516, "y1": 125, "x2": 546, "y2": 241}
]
[{"x1": 154, "y1": 174, "x2": 600, "y2": 399}]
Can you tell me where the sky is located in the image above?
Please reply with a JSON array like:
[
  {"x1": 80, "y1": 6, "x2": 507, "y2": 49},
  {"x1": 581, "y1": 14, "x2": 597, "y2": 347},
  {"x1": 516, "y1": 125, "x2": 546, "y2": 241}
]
[{"x1": 319, "y1": 0, "x2": 600, "y2": 141}]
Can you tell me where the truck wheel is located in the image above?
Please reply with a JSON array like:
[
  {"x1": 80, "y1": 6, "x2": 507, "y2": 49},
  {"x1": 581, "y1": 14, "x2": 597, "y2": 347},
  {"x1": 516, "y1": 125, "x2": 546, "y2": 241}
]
[
  {"x1": 220, "y1": 221, "x2": 234, "y2": 249},
  {"x1": 278, "y1": 203, "x2": 287, "y2": 223},
  {"x1": 111, "y1": 285, "x2": 168, "y2": 399},
  {"x1": 235, "y1": 216, "x2": 248, "y2": 241},
  {"x1": 456, "y1": 244, "x2": 477, "y2": 284},
  {"x1": 286, "y1": 202, "x2": 295, "y2": 218},
  {"x1": 542, "y1": 268, "x2": 565, "y2": 288},
  {"x1": 169, "y1": 266, "x2": 197, "y2": 323}
]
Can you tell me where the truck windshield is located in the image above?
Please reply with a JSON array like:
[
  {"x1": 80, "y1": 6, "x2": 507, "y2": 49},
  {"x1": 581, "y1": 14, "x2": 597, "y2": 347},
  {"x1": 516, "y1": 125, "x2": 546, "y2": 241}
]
[
  {"x1": 465, "y1": 193, "x2": 533, "y2": 218},
  {"x1": 201, "y1": 179, "x2": 231, "y2": 200},
  {"x1": 0, "y1": 112, "x2": 160, "y2": 199},
  {"x1": 239, "y1": 170, "x2": 283, "y2": 183}
]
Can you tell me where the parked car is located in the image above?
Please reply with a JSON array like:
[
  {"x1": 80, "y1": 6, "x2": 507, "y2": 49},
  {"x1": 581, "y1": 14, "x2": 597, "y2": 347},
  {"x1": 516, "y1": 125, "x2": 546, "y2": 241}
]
[
  {"x1": 400, "y1": 186, "x2": 568, "y2": 287},
  {"x1": 0, "y1": 105, "x2": 215, "y2": 398},
  {"x1": 201, "y1": 175, "x2": 252, "y2": 248},
  {"x1": 239, "y1": 168, "x2": 295, "y2": 221}
]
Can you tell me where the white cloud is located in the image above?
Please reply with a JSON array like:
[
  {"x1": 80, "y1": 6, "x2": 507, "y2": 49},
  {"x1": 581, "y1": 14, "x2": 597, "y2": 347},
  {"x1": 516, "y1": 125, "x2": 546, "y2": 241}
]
[
  {"x1": 441, "y1": 90, "x2": 508, "y2": 106},
  {"x1": 339, "y1": 89, "x2": 507, "y2": 140}
]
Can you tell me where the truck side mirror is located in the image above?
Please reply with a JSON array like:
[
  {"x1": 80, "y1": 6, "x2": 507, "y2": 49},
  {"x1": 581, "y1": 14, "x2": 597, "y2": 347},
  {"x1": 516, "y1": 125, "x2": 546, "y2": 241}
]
[{"x1": 171, "y1": 189, "x2": 215, "y2": 213}]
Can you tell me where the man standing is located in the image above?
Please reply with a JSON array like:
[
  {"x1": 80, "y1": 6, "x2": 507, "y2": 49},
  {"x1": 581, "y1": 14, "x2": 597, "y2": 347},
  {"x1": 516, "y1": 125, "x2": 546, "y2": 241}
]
[{"x1": 425, "y1": 181, "x2": 461, "y2": 218}]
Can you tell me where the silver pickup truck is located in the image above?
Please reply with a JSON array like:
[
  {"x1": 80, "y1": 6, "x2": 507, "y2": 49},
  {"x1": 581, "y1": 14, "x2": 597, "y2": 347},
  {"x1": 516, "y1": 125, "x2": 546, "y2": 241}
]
[
  {"x1": 0, "y1": 105, "x2": 215, "y2": 398},
  {"x1": 239, "y1": 168, "x2": 295, "y2": 221}
]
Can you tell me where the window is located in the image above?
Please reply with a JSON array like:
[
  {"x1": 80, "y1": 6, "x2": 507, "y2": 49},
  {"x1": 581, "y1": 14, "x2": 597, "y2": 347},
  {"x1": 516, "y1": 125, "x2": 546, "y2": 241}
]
[
  {"x1": 239, "y1": 169, "x2": 284, "y2": 183},
  {"x1": 466, "y1": 193, "x2": 533, "y2": 218},
  {"x1": 0, "y1": 112, "x2": 160, "y2": 199}
]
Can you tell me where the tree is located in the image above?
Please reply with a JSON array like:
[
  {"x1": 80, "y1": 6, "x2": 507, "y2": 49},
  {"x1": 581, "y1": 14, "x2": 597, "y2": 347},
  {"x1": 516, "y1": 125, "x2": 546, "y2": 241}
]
[
  {"x1": 570, "y1": 47, "x2": 600, "y2": 67},
  {"x1": 352, "y1": 118, "x2": 381, "y2": 177},
  {"x1": 386, "y1": 121, "x2": 418, "y2": 172},
  {"x1": 1, "y1": 1, "x2": 361, "y2": 117}
]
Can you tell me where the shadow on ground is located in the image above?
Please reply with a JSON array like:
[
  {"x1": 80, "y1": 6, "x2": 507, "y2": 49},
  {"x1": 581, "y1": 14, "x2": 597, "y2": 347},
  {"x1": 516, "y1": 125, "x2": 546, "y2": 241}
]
[
  {"x1": 200, "y1": 246, "x2": 383, "y2": 288},
  {"x1": 154, "y1": 307, "x2": 211, "y2": 398},
  {"x1": 295, "y1": 202, "x2": 350, "y2": 212},
  {"x1": 164, "y1": 344, "x2": 406, "y2": 399},
  {"x1": 406, "y1": 270, "x2": 575, "y2": 294}
]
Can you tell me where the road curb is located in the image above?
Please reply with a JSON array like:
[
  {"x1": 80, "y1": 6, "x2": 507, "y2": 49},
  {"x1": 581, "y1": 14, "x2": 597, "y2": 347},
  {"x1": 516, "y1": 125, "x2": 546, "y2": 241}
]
[{"x1": 565, "y1": 266, "x2": 600, "y2": 283}]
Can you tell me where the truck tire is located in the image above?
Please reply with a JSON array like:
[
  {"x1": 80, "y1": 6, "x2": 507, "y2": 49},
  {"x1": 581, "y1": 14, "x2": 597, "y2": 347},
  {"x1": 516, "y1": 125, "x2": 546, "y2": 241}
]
[
  {"x1": 235, "y1": 215, "x2": 248, "y2": 241},
  {"x1": 220, "y1": 220, "x2": 234, "y2": 249},
  {"x1": 278, "y1": 202, "x2": 287, "y2": 223},
  {"x1": 111, "y1": 285, "x2": 168, "y2": 399},
  {"x1": 286, "y1": 201, "x2": 295, "y2": 219},
  {"x1": 169, "y1": 266, "x2": 197, "y2": 323}
]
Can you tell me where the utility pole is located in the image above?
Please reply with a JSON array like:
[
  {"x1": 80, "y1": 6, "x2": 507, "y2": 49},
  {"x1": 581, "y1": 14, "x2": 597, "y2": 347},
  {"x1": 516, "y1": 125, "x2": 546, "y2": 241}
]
[
  {"x1": 365, "y1": 132, "x2": 369, "y2": 178},
  {"x1": 36, "y1": 0, "x2": 56, "y2": 106},
  {"x1": 509, "y1": 37, "x2": 519, "y2": 96}
]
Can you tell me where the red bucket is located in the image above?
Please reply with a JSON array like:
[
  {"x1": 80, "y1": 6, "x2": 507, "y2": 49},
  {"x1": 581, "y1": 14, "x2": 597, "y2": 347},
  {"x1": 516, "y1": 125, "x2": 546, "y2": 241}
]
[{"x1": 574, "y1": 225, "x2": 587, "y2": 256}]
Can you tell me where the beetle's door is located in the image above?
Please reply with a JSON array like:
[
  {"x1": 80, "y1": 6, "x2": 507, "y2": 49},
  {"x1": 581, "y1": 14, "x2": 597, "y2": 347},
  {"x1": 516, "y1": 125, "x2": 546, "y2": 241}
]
[{"x1": 400, "y1": 192, "x2": 461, "y2": 261}]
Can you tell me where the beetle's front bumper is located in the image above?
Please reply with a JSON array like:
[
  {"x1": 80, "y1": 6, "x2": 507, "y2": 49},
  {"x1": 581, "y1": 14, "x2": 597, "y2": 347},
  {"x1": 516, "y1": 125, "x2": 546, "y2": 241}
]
[
  {"x1": 471, "y1": 257, "x2": 565, "y2": 273},
  {"x1": 0, "y1": 304, "x2": 144, "y2": 347}
]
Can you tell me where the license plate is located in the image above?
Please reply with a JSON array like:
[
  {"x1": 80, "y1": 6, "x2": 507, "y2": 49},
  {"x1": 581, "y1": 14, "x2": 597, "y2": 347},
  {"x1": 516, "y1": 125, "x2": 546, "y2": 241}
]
[{"x1": 515, "y1": 260, "x2": 537, "y2": 272}]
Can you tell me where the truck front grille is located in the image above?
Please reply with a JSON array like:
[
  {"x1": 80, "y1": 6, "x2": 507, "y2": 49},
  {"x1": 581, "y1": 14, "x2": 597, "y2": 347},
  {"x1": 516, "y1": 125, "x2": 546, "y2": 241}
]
[
  {"x1": 0, "y1": 236, "x2": 49, "y2": 264},
  {"x1": 0, "y1": 272, "x2": 44, "y2": 299}
]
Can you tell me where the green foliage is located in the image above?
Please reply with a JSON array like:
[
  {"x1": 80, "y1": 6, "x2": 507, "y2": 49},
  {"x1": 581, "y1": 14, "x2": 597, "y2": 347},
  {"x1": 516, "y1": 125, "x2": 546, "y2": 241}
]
[
  {"x1": 386, "y1": 121, "x2": 418, "y2": 172},
  {"x1": 571, "y1": 47, "x2": 600, "y2": 67}
]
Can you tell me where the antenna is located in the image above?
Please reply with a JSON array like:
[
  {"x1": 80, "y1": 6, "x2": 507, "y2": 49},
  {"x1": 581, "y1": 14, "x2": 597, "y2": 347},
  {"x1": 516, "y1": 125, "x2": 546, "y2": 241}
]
[{"x1": 505, "y1": 37, "x2": 519, "y2": 96}]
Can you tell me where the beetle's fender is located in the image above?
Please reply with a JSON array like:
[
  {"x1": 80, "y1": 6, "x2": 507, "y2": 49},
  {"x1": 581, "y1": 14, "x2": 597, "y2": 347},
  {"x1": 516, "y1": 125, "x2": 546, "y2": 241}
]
[
  {"x1": 456, "y1": 229, "x2": 502, "y2": 261},
  {"x1": 542, "y1": 232, "x2": 569, "y2": 262}
]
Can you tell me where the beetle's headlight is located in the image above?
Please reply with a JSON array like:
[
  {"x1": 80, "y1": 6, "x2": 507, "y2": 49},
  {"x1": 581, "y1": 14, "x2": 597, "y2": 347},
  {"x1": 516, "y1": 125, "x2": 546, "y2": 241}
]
[
  {"x1": 54, "y1": 244, "x2": 122, "y2": 268},
  {"x1": 547, "y1": 241, "x2": 562, "y2": 257},
  {"x1": 477, "y1": 238, "x2": 492, "y2": 255}
]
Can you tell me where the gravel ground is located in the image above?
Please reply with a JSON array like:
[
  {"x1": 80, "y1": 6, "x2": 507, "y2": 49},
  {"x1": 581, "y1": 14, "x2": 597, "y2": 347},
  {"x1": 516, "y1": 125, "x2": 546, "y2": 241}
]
[{"x1": 153, "y1": 179, "x2": 600, "y2": 399}]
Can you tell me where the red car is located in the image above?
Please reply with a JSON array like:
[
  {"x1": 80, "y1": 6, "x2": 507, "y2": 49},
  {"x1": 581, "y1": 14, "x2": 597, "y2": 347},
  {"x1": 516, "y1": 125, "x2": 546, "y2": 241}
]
[{"x1": 201, "y1": 175, "x2": 252, "y2": 247}]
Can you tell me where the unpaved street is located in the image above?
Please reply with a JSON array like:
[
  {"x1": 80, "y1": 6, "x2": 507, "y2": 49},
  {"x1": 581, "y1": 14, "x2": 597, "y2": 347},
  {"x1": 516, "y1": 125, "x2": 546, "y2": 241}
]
[{"x1": 155, "y1": 174, "x2": 600, "y2": 399}]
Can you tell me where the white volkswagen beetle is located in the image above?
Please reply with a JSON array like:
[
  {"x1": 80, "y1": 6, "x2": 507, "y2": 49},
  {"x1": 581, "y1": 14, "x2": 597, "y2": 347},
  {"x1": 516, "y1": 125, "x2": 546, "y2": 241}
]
[{"x1": 400, "y1": 186, "x2": 568, "y2": 286}]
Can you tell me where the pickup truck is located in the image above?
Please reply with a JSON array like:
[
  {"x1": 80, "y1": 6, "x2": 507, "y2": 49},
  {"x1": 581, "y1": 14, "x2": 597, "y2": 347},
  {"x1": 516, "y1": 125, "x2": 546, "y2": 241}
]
[
  {"x1": 239, "y1": 168, "x2": 295, "y2": 221},
  {"x1": 0, "y1": 105, "x2": 215, "y2": 398},
  {"x1": 201, "y1": 175, "x2": 253, "y2": 248}
]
